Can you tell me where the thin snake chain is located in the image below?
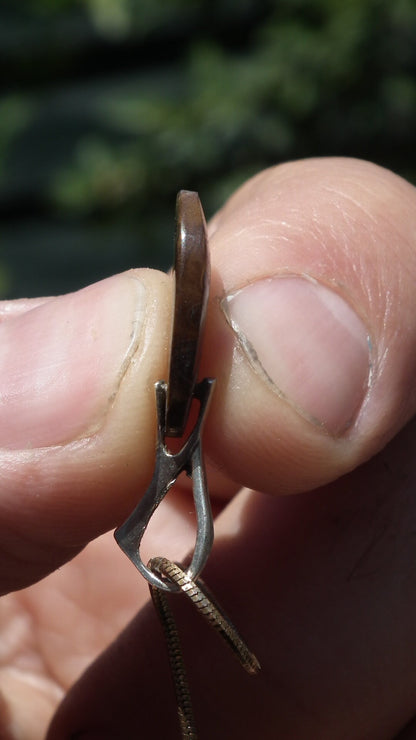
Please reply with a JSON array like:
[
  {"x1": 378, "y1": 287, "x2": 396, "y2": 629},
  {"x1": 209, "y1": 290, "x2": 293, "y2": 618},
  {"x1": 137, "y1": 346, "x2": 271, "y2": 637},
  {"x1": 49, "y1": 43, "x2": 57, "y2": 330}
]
[{"x1": 148, "y1": 557, "x2": 260, "y2": 739}]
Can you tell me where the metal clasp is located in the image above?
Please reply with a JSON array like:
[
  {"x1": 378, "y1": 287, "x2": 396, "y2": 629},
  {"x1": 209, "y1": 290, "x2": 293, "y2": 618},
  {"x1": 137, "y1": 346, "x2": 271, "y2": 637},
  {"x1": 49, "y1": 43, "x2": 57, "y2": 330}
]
[{"x1": 114, "y1": 191, "x2": 215, "y2": 592}]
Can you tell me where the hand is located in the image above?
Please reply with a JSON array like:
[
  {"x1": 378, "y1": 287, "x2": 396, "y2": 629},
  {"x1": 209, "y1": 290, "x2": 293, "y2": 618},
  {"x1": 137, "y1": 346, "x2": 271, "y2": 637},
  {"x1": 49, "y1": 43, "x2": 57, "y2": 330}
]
[{"x1": 1, "y1": 158, "x2": 416, "y2": 739}]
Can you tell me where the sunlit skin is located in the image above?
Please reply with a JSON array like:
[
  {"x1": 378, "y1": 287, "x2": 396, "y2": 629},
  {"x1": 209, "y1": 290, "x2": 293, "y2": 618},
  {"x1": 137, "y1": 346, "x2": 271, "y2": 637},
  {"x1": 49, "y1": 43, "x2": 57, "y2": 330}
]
[{"x1": 1, "y1": 159, "x2": 416, "y2": 738}]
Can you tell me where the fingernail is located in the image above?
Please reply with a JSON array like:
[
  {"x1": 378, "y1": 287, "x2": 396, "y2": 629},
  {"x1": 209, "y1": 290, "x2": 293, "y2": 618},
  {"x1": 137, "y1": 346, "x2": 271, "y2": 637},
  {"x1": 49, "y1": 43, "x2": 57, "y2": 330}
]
[
  {"x1": 223, "y1": 276, "x2": 372, "y2": 435},
  {"x1": 0, "y1": 273, "x2": 146, "y2": 449}
]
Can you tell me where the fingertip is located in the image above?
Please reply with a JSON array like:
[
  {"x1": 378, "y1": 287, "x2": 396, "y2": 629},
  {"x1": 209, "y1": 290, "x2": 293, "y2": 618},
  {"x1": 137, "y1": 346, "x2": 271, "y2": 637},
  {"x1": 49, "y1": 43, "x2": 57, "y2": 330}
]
[
  {"x1": 0, "y1": 268, "x2": 173, "y2": 590},
  {"x1": 202, "y1": 158, "x2": 416, "y2": 494}
]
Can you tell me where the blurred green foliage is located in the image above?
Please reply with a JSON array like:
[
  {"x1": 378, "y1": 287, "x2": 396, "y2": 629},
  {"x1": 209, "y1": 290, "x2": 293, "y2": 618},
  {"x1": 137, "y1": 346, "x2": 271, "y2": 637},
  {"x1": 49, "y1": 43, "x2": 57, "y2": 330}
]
[{"x1": 0, "y1": 0, "x2": 416, "y2": 297}]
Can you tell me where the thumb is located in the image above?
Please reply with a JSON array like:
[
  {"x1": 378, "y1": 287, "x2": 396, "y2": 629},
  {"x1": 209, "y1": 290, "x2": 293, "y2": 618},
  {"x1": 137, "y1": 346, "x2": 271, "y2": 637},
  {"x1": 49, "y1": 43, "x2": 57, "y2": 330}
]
[{"x1": 202, "y1": 157, "x2": 416, "y2": 495}]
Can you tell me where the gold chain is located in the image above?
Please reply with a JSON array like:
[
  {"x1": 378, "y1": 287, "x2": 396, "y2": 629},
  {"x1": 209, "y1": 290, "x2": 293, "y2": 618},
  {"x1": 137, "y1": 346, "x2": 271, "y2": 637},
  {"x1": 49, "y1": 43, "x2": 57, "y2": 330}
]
[{"x1": 148, "y1": 557, "x2": 260, "y2": 739}]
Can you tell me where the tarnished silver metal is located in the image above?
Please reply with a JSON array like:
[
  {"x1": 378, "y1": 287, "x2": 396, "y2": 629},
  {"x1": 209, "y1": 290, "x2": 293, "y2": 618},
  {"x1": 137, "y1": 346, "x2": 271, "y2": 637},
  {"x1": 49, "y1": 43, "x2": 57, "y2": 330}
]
[
  {"x1": 114, "y1": 378, "x2": 214, "y2": 592},
  {"x1": 114, "y1": 191, "x2": 215, "y2": 592}
]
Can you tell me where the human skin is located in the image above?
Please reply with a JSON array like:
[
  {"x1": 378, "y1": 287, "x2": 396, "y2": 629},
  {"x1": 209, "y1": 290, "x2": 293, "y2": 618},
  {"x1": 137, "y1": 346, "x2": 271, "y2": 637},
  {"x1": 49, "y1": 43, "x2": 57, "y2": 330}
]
[{"x1": 1, "y1": 158, "x2": 416, "y2": 738}]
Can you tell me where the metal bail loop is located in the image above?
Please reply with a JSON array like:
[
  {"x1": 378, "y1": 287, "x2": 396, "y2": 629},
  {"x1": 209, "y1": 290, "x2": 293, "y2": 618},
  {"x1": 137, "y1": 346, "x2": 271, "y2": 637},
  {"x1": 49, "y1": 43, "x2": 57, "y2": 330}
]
[
  {"x1": 115, "y1": 378, "x2": 214, "y2": 592},
  {"x1": 114, "y1": 190, "x2": 215, "y2": 592}
]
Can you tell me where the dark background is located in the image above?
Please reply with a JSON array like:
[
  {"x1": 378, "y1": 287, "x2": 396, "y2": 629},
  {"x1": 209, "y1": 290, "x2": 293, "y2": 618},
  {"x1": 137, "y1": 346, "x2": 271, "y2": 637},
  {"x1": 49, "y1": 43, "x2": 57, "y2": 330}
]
[{"x1": 1, "y1": 0, "x2": 415, "y2": 299}]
